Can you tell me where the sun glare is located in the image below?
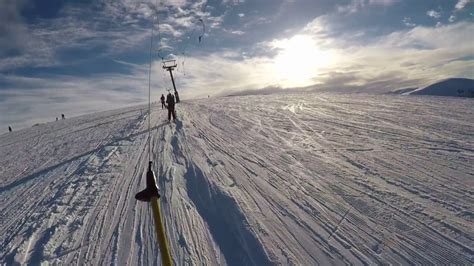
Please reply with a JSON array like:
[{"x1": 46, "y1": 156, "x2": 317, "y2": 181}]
[{"x1": 270, "y1": 35, "x2": 337, "y2": 88}]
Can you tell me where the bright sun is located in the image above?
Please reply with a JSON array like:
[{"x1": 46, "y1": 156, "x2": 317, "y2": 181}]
[{"x1": 270, "y1": 35, "x2": 337, "y2": 88}]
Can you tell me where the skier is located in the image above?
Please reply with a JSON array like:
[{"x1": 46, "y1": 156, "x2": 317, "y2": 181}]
[
  {"x1": 8, "y1": 126, "x2": 12, "y2": 132},
  {"x1": 160, "y1": 94, "x2": 165, "y2": 109},
  {"x1": 56, "y1": 117, "x2": 58, "y2": 121},
  {"x1": 166, "y1": 92, "x2": 176, "y2": 122},
  {"x1": 61, "y1": 114, "x2": 65, "y2": 119}
]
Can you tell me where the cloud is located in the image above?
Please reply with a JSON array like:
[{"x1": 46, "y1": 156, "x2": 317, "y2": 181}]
[
  {"x1": 0, "y1": 3, "x2": 151, "y2": 71},
  {"x1": 0, "y1": 0, "x2": 55, "y2": 71},
  {"x1": 0, "y1": 0, "x2": 219, "y2": 71},
  {"x1": 368, "y1": 0, "x2": 399, "y2": 6},
  {"x1": 172, "y1": 19, "x2": 473, "y2": 100},
  {"x1": 337, "y1": 0, "x2": 399, "y2": 13},
  {"x1": 224, "y1": 29, "x2": 245, "y2": 35},
  {"x1": 159, "y1": 23, "x2": 183, "y2": 37},
  {"x1": 2, "y1": 0, "x2": 473, "y2": 129},
  {"x1": 167, "y1": 52, "x2": 276, "y2": 98},
  {"x1": 0, "y1": 0, "x2": 28, "y2": 55},
  {"x1": 0, "y1": 67, "x2": 152, "y2": 129},
  {"x1": 427, "y1": 10, "x2": 441, "y2": 19},
  {"x1": 403, "y1": 17, "x2": 416, "y2": 27},
  {"x1": 321, "y1": 21, "x2": 474, "y2": 89},
  {"x1": 455, "y1": 0, "x2": 471, "y2": 11}
]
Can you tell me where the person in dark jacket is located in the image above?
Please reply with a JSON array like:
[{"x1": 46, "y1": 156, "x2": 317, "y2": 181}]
[
  {"x1": 166, "y1": 92, "x2": 176, "y2": 122},
  {"x1": 160, "y1": 94, "x2": 165, "y2": 109},
  {"x1": 8, "y1": 126, "x2": 12, "y2": 132}
]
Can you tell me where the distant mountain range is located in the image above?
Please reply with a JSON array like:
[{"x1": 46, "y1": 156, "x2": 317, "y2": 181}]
[{"x1": 392, "y1": 78, "x2": 474, "y2": 98}]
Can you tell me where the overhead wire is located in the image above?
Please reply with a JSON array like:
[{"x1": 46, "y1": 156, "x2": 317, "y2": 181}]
[
  {"x1": 136, "y1": 3, "x2": 174, "y2": 265},
  {"x1": 147, "y1": 9, "x2": 155, "y2": 162},
  {"x1": 146, "y1": 0, "x2": 163, "y2": 162},
  {"x1": 176, "y1": 1, "x2": 207, "y2": 77}
]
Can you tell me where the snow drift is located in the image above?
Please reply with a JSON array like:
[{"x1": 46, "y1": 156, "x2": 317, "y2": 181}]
[{"x1": 1, "y1": 93, "x2": 473, "y2": 265}]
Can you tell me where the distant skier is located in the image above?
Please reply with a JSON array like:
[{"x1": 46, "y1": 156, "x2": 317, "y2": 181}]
[
  {"x1": 166, "y1": 92, "x2": 176, "y2": 122},
  {"x1": 61, "y1": 114, "x2": 65, "y2": 120},
  {"x1": 160, "y1": 94, "x2": 165, "y2": 109},
  {"x1": 56, "y1": 117, "x2": 58, "y2": 121},
  {"x1": 8, "y1": 126, "x2": 12, "y2": 132}
]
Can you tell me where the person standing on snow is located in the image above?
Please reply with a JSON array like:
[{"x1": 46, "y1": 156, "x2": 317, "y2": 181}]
[
  {"x1": 160, "y1": 94, "x2": 166, "y2": 109},
  {"x1": 8, "y1": 126, "x2": 12, "y2": 132},
  {"x1": 166, "y1": 92, "x2": 176, "y2": 122}
]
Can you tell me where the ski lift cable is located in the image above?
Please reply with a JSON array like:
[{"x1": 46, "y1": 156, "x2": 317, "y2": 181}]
[
  {"x1": 155, "y1": 3, "x2": 165, "y2": 61},
  {"x1": 147, "y1": 10, "x2": 154, "y2": 163},
  {"x1": 175, "y1": 2, "x2": 207, "y2": 77},
  {"x1": 153, "y1": 1, "x2": 168, "y2": 90},
  {"x1": 136, "y1": 1, "x2": 173, "y2": 265}
]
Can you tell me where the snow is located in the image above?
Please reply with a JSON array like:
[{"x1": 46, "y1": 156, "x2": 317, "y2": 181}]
[
  {"x1": 1, "y1": 93, "x2": 473, "y2": 265},
  {"x1": 410, "y1": 78, "x2": 474, "y2": 97}
]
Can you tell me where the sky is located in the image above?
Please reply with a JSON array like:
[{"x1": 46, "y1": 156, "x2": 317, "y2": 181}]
[{"x1": 1, "y1": 0, "x2": 473, "y2": 129}]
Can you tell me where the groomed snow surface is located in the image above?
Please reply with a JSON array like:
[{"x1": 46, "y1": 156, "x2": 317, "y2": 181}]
[{"x1": 1, "y1": 93, "x2": 473, "y2": 265}]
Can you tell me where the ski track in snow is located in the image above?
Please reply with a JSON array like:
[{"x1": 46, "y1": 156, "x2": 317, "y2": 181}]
[{"x1": 0, "y1": 93, "x2": 473, "y2": 265}]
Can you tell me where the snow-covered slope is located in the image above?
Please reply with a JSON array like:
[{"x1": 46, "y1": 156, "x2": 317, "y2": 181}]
[
  {"x1": 410, "y1": 78, "x2": 474, "y2": 97},
  {"x1": 1, "y1": 93, "x2": 473, "y2": 265},
  {"x1": 387, "y1": 87, "x2": 418, "y2": 95}
]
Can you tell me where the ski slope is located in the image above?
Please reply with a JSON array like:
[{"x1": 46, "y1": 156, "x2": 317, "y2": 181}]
[{"x1": 1, "y1": 93, "x2": 473, "y2": 265}]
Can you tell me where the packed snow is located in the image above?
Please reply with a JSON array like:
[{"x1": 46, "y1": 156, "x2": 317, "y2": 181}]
[{"x1": 1, "y1": 93, "x2": 473, "y2": 265}]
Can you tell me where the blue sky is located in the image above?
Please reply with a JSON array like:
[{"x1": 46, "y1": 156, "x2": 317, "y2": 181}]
[{"x1": 1, "y1": 0, "x2": 473, "y2": 129}]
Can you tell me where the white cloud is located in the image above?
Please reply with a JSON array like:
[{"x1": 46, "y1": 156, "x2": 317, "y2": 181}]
[
  {"x1": 0, "y1": 0, "x2": 222, "y2": 71},
  {"x1": 224, "y1": 29, "x2": 245, "y2": 35},
  {"x1": 337, "y1": 0, "x2": 399, "y2": 13},
  {"x1": 173, "y1": 20, "x2": 473, "y2": 98},
  {"x1": 0, "y1": 67, "x2": 154, "y2": 129},
  {"x1": 368, "y1": 0, "x2": 399, "y2": 6},
  {"x1": 448, "y1": 1, "x2": 470, "y2": 25},
  {"x1": 455, "y1": 0, "x2": 471, "y2": 11},
  {"x1": 427, "y1": 10, "x2": 441, "y2": 19},
  {"x1": 403, "y1": 17, "x2": 416, "y2": 27},
  {"x1": 162, "y1": 0, "x2": 188, "y2": 8},
  {"x1": 159, "y1": 23, "x2": 183, "y2": 37}
]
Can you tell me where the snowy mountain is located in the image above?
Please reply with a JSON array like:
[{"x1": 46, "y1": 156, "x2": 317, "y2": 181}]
[
  {"x1": 1, "y1": 93, "x2": 473, "y2": 265},
  {"x1": 410, "y1": 78, "x2": 474, "y2": 97}
]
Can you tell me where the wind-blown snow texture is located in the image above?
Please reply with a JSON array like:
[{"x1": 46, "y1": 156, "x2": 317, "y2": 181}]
[{"x1": 1, "y1": 93, "x2": 473, "y2": 265}]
